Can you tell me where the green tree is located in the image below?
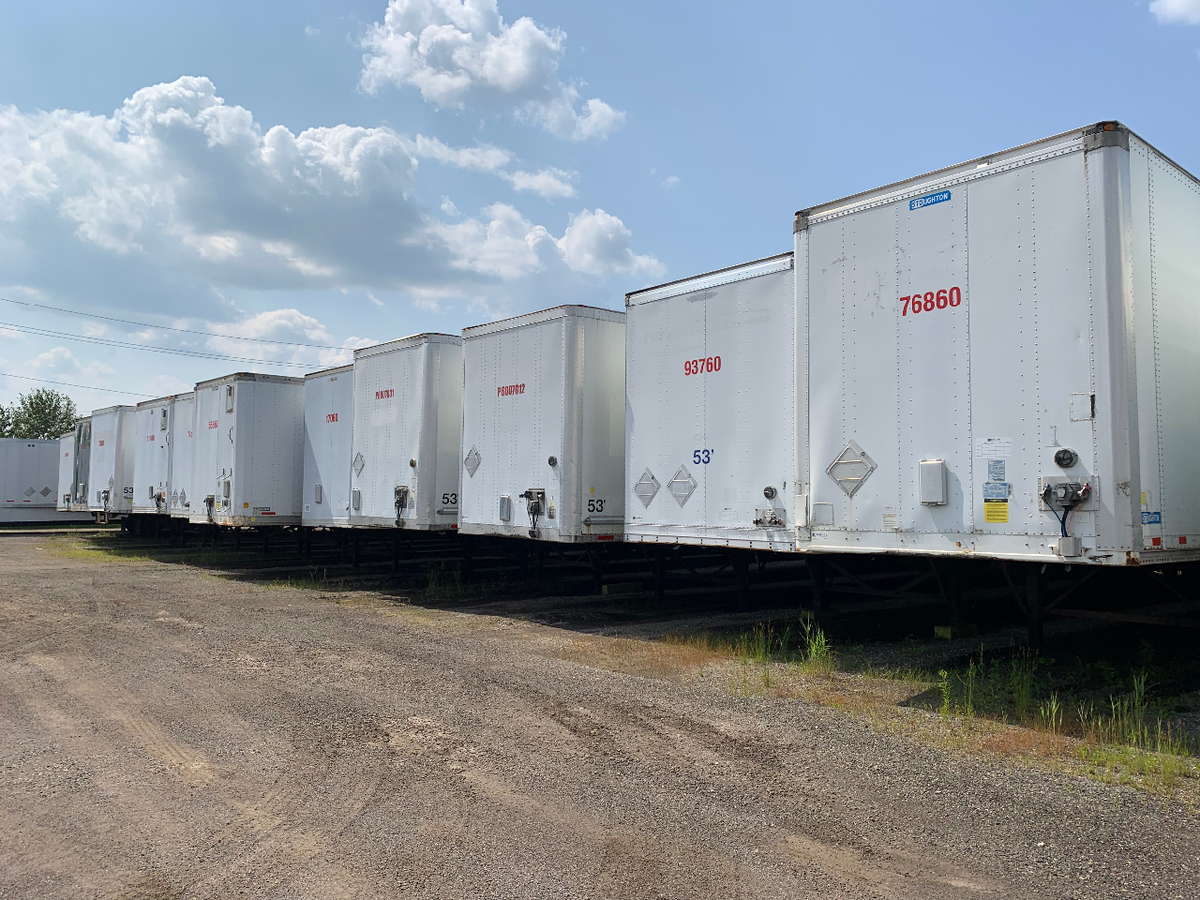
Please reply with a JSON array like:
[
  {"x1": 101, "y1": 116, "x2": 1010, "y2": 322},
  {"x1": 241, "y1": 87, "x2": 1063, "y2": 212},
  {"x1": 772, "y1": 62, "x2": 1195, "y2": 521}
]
[
  {"x1": 0, "y1": 402, "x2": 11, "y2": 438},
  {"x1": 7, "y1": 389, "x2": 78, "y2": 440}
]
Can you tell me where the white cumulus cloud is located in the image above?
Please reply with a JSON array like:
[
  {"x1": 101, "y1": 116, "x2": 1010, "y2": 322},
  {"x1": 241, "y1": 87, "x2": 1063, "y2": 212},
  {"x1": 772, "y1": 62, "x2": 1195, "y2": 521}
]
[
  {"x1": 1150, "y1": 0, "x2": 1200, "y2": 25},
  {"x1": 0, "y1": 76, "x2": 655, "y2": 317},
  {"x1": 408, "y1": 134, "x2": 577, "y2": 198},
  {"x1": 555, "y1": 209, "x2": 664, "y2": 278},
  {"x1": 360, "y1": 0, "x2": 625, "y2": 141}
]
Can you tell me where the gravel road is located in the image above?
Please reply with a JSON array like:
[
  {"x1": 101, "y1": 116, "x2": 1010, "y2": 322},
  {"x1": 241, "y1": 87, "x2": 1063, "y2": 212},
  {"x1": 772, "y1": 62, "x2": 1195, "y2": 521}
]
[{"x1": 0, "y1": 535, "x2": 1196, "y2": 899}]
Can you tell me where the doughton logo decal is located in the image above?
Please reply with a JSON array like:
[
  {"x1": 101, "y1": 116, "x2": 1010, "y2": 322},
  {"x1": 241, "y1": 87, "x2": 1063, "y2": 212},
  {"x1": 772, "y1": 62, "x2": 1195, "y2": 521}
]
[
  {"x1": 498, "y1": 383, "x2": 525, "y2": 397},
  {"x1": 910, "y1": 190, "x2": 951, "y2": 211}
]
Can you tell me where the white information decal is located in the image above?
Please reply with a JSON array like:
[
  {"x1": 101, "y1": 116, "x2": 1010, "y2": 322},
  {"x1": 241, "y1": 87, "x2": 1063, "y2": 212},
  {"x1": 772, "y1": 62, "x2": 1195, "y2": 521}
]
[{"x1": 976, "y1": 437, "x2": 1014, "y2": 460}]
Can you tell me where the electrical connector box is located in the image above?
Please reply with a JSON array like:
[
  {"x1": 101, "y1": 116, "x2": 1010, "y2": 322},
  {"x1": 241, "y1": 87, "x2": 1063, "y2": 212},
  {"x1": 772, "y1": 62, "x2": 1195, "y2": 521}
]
[
  {"x1": 918, "y1": 459, "x2": 948, "y2": 506},
  {"x1": 1038, "y1": 476, "x2": 1099, "y2": 511}
]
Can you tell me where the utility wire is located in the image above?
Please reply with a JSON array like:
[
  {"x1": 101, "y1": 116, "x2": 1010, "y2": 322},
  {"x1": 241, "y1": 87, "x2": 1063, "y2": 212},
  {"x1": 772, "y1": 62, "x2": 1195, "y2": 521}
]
[
  {"x1": 0, "y1": 372, "x2": 156, "y2": 397},
  {"x1": 0, "y1": 319, "x2": 318, "y2": 369},
  {"x1": 1, "y1": 297, "x2": 344, "y2": 351}
]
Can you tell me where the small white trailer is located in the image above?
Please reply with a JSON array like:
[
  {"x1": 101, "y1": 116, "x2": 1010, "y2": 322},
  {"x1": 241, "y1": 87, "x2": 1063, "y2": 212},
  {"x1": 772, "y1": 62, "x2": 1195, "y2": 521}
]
[
  {"x1": 0, "y1": 439, "x2": 88, "y2": 524},
  {"x1": 625, "y1": 255, "x2": 797, "y2": 550},
  {"x1": 132, "y1": 396, "x2": 176, "y2": 515},
  {"x1": 460, "y1": 306, "x2": 625, "y2": 542},
  {"x1": 87, "y1": 405, "x2": 136, "y2": 518},
  {"x1": 57, "y1": 432, "x2": 74, "y2": 511},
  {"x1": 168, "y1": 392, "x2": 196, "y2": 518},
  {"x1": 349, "y1": 335, "x2": 462, "y2": 530},
  {"x1": 189, "y1": 372, "x2": 304, "y2": 527},
  {"x1": 303, "y1": 365, "x2": 354, "y2": 528}
]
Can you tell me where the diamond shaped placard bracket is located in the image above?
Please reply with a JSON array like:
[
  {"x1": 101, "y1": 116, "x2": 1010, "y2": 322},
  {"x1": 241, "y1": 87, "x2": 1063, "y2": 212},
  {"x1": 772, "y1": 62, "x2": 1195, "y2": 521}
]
[
  {"x1": 667, "y1": 464, "x2": 697, "y2": 506},
  {"x1": 633, "y1": 468, "x2": 660, "y2": 508},
  {"x1": 826, "y1": 440, "x2": 877, "y2": 498},
  {"x1": 463, "y1": 446, "x2": 482, "y2": 478},
  {"x1": 352, "y1": 452, "x2": 366, "y2": 477}
]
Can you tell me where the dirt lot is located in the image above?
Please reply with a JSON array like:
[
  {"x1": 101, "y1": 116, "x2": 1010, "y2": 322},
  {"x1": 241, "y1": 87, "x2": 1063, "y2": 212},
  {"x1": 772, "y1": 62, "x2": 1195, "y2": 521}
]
[{"x1": 1, "y1": 534, "x2": 1197, "y2": 899}]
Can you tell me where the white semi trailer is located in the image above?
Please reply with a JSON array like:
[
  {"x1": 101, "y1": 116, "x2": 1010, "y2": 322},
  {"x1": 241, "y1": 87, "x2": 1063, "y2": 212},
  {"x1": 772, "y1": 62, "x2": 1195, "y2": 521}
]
[
  {"x1": 190, "y1": 373, "x2": 304, "y2": 527},
  {"x1": 349, "y1": 335, "x2": 462, "y2": 531},
  {"x1": 132, "y1": 396, "x2": 176, "y2": 516},
  {"x1": 87, "y1": 405, "x2": 136, "y2": 519},
  {"x1": 303, "y1": 365, "x2": 354, "y2": 529},
  {"x1": 168, "y1": 392, "x2": 196, "y2": 519},
  {"x1": 461, "y1": 306, "x2": 625, "y2": 543},
  {"x1": 1, "y1": 439, "x2": 88, "y2": 524},
  {"x1": 626, "y1": 122, "x2": 1200, "y2": 568}
]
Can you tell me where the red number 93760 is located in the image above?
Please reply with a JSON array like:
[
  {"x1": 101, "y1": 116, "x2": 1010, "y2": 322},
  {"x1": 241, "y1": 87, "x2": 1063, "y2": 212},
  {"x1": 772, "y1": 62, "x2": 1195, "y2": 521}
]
[{"x1": 684, "y1": 356, "x2": 721, "y2": 376}]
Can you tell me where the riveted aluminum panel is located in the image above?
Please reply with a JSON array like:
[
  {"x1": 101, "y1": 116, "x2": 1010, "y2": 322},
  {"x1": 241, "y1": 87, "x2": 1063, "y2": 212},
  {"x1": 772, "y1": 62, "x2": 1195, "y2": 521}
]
[
  {"x1": 87, "y1": 406, "x2": 136, "y2": 515},
  {"x1": 1129, "y1": 135, "x2": 1200, "y2": 553},
  {"x1": 348, "y1": 335, "x2": 462, "y2": 530},
  {"x1": 0, "y1": 439, "x2": 87, "y2": 524},
  {"x1": 303, "y1": 366, "x2": 353, "y2": 528},
  {"x1": 797, "y1": 122, "x2": 1200, "y2": 564},
  {"x1": 625, "y1": 257, "x2": 795, "y2": 550},
  {"x1": 190, "y1": 373, "x2": 304, "y2": 526},
  {"x1": 461, "y1": 306, "x2": 624, "y2": 542},
  {"x1": 168, "y1": 393, "x2": 195, "y2": 518},
  {"x1": 69, "y1": 417, "x2": 91, "y2": 511},
  {"x1": 132, "y1": 396, "x2": 175, "y2": 515},
  {"x1": 56, "y1": 433, "x2": 74, "y2": 511}
]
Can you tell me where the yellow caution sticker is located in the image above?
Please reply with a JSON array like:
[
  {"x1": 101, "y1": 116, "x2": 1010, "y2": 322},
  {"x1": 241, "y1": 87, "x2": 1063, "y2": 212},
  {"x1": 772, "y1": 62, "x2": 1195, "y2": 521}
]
[{"x1": 984, "y1": 500, "x2": 1009, "y2": 523}]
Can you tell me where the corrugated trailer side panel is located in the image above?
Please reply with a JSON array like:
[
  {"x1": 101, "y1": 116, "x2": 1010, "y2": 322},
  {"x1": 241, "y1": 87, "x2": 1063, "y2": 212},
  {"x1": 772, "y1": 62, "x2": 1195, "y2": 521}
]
[
  {"x1": 1128, "y1": 136, "x2": 1200, "y2": 552},
  {"x1": 169, "y1": 393, "x2": 195, "y2": 518},
  {"x1": 303, "y1": 366, "x2": 353, "y2": 528},
  {"x1": 431, "y1": 340, "x2": 464, "y2": 529},
  {"x1": 57, "y1": 433, "x2": 73, "y2": 510},
  {"x1": 70, "y1": 417, "x2": 91, "y2": 511},
  {"x1": 576, "y1": 315, "x2": 625, "y2": 539}
]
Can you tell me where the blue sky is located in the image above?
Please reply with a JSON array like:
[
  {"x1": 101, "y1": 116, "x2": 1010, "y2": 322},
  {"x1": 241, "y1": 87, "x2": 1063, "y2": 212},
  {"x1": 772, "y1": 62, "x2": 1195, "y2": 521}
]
[{"x1": 0, "y1": 0, "x2": 1196, "y2": 413}]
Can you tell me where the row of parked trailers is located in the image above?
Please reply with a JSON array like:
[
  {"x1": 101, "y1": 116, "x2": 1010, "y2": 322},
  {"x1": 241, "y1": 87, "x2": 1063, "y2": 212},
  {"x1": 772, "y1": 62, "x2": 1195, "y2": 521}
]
[{"x1": 36, "y1": 123, "x2": 1200, "y2": 569}]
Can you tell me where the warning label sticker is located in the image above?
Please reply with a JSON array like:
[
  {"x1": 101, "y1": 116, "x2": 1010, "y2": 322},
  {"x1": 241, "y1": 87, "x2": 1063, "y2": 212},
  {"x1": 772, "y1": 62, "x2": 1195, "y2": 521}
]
[{"x1": 984, "y1": 500, "x2": 1009, "y2": 523}]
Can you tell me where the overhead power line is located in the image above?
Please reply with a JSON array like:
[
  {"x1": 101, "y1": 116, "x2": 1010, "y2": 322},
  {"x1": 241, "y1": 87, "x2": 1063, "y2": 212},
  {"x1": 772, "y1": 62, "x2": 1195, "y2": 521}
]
[
  {"x1": 0, "y1": 372, "x2": 156, "y2": 397},
  {"x1": 0, "y1": 319, "x2": 320, "y2": 369},
  {"x1": 0, "y1": 297, "x2": 344, "y2": 351}
]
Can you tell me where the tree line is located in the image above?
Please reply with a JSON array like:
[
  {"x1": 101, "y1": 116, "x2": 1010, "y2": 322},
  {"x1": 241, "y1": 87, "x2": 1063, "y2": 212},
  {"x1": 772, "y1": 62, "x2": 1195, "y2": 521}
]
[{"x1": 0, "y1": 389, "x2": 80, "y2": 440}]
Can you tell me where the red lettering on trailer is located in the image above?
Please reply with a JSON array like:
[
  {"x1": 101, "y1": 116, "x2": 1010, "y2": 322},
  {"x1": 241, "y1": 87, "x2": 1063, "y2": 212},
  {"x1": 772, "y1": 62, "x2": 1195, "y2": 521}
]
[
  {"x1": 208, "y1": 420, "x2": 219, "y2": 429},
  {"x1": 376, "y1": 389, "x2": 394, "y2": 400},
  {"x1": 326, "y1": 413, "x2": 338, "y2": 423},
  {"x1": 900, "y1": 286, "x2": 962, "y2": 317},
  {"x1": 146, "y1": 434, "x2": 155, "y2": 442},
  {"x1": 683, "y1": 357, "x2": 721, "y2": 376},
  {"x1": 497, "y1": 383, "x2": 525, "y2": 397}
]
